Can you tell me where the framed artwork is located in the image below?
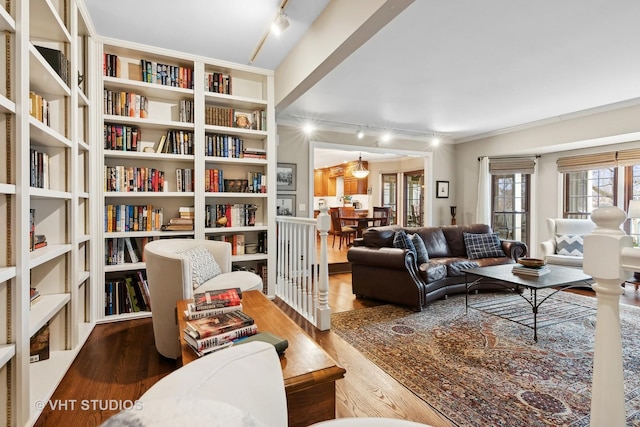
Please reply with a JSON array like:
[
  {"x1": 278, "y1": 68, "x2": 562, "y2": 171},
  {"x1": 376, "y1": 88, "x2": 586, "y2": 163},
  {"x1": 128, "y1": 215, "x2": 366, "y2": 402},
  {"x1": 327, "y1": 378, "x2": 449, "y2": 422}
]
[
  {"x1": 436, "y1": 180, "x2": 449, "y2": 199},
  {"x1": 277, "y1": 163, "x2": 297, "y2": 191},
  {"x1": 276, "y1": 194, "x2": 296, "y2": 216}
]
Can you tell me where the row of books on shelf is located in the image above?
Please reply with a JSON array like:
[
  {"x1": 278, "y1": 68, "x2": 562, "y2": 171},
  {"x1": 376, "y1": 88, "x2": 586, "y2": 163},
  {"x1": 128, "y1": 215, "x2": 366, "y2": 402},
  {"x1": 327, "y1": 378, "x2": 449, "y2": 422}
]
[
  {"x1": 161, "y1": 217, "x2": 194, "y2": 231},
  {"x1": 105, "y1": 236, "x2": 143, "y2": 265},
  {"x1": 176, "y1": 168, "x2": 194, "y2": 192},
  {"x1": 140, "y1": 59, "x2": 194, "y2": 89},
  {"x1": 104, "y1": 123, "x2": 140, "y2": 151},
  {"x1": 205, "y1": 204, "x2": 259, "y2": 228},
  {"x1": 105, "y1": 271, "x2": 151, "y2": 315},
  {"x1": 105, "y1": 205, "x2": 164, "y2": 232},
  {"x1": 29, "y1": 92, "x2": 51, "y2": 126},
  {"x1": 205, "y1": 106, "x2": 266, "y2": 131},
  {"x1": 155, "y1": 130, "x2": 195, "y2": 155},
  {"x1": 104, "y1": 165, "x2": 166, "y2": 192},
  {"x1": 205, "y1": 133, "x2": 245, "y2": 158},
  {"x1": 184, "y1": 288, "x2": 287, "y2": 357},
  {"x1": 205, "y1": 71, "x2": 232, "y2": 94},
  {"x1": 30, "y1": 148, "x2": 50, "y2": 190},
  {"x1": 104, "y1": 89, "x2": 149, "y2": 119},
  {"x1": 179, "y1": 99, "x2": 195, "y2": 123},
  {"x1": 205, "y1": 170, "x2": 266, "y2": 193},
  {"x1": 35, "y1": 45, "x2": 71, "y2": 87}
]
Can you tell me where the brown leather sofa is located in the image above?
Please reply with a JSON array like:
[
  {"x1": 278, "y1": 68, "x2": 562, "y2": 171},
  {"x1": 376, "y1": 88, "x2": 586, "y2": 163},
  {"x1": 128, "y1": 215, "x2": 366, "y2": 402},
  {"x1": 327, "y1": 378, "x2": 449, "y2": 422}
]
[{"x1": 347, "y1": 224, "x2": 528, "y2": 311}]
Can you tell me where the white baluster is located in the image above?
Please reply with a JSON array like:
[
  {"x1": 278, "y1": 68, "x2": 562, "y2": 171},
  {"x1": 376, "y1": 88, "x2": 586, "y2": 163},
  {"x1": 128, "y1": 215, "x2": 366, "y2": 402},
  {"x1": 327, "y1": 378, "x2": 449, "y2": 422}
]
[
  {"x1": 583, "y1": 206, "x2": 633, "y2": 426},
  {"x1": 316, "y1": 205, "x2": 331, "y2": 330}
]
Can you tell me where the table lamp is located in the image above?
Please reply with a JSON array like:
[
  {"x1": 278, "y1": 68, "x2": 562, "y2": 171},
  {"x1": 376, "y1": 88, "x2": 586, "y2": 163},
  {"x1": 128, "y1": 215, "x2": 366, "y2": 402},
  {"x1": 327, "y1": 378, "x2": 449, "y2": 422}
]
[{"x1": 628, "y1": 200, "x2": 640, "y2": 245}]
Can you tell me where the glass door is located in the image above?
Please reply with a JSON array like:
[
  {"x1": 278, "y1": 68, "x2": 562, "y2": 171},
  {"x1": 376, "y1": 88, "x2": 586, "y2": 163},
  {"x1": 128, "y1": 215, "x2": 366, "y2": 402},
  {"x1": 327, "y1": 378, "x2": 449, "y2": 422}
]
[
  {"x1": 381, "y1": 173, "x2": 397, "y2": 225},
  {"x1": 404, "y1": 170, "x2": 424, "y2": 227}
]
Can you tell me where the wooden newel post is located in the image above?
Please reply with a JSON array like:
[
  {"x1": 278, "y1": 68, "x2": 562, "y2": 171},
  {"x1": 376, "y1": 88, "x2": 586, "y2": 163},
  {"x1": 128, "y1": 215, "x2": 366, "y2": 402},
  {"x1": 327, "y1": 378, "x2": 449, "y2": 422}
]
[
  {"x1": 583, "y1": 206, "x2": 632, "y2": 427},
  {"x1": 316, "y1": 205, "x2": 331, "y2": 330}
]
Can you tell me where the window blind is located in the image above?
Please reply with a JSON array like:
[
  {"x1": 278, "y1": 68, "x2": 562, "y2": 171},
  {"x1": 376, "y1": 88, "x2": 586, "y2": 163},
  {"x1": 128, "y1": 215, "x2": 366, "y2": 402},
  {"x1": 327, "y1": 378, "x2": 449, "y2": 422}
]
[
  {"x1": 488, "y1": 157, "x2": 536, "y2": 175},
  {"x1": 556, "y1": 152, "x2": 617, "y2": 173},
  {"x1": 616, "y1": 148, "x2": 640, "y2": 166}
]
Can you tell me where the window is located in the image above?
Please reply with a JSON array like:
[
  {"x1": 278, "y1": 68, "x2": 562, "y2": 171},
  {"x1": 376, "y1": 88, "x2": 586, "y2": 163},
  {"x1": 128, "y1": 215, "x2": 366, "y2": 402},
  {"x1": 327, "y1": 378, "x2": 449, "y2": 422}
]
[
  {"x1": 381, "y1": 173, "x2": 397, "y2": 225},
  {"x1": 563, "y1": 168, "x2": 617, "y2": 218},
  {"x1": 491, "y1": 173, "x2": 530, "y2": 247}
]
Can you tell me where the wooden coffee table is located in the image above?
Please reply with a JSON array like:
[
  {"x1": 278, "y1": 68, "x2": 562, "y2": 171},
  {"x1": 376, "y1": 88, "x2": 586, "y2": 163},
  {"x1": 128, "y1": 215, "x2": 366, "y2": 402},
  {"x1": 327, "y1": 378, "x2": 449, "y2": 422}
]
[
  {"x1": 177, "y1": 290, "x2": 346, "y2": 427},
  {"x1": 463, "y1": 264, "x2": 594, "y2": 342}
]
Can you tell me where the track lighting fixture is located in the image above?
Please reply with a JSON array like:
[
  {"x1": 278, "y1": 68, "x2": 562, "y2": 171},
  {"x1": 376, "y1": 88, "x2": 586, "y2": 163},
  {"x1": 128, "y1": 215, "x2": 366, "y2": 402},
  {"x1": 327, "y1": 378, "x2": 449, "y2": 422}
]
[
  {"x1": 356, "y1": 129, "x2": 364, "y2": 139},
  {"x1": 271, "y1": 10, "x2": 290, "y2": 35}
]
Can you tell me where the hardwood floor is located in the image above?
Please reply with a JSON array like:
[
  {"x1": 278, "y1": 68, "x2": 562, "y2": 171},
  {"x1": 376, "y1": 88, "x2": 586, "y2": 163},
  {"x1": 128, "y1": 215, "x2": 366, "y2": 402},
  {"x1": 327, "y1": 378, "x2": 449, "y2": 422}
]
[{"x1": 34, "y1": 260, "x2": 640, "y2": 426}]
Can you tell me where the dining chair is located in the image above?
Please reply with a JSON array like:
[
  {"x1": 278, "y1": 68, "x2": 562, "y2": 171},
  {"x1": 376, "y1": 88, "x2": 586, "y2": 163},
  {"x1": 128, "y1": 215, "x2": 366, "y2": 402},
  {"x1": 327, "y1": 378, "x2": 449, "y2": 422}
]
[
  {"x1": 373, "y1": 206, "x2": 391, "y2": 227},
  {"x1": 330, "y1": 209, "x2": 356, "y2": 249}
]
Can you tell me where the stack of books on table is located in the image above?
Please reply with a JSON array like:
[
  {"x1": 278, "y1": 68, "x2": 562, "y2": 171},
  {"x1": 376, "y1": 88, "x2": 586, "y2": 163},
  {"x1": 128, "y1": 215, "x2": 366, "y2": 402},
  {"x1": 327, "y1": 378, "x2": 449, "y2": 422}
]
[
  {"x1": 183, "y1": 288, "x2": 258, "y2": 357},
  {"x1": 512, "y1": 264, "x2": 551, "y2": 277}
]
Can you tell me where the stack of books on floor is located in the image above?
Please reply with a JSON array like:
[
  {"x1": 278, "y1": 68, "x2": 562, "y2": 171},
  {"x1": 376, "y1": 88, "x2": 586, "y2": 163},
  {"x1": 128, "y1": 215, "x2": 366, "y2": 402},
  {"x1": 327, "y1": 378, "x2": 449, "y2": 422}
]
[
  {"x1": 512, "y1": 264, "x2": 551, "y2": 276},
  {"x1": 183, "y1": 288, "x2": 258, "y2": 357}
]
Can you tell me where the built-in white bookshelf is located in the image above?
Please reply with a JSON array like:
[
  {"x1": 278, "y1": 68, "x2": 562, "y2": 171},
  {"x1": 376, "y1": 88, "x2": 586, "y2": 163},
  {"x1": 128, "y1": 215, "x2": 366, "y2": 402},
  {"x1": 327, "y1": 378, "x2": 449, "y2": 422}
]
[
  {"x1": 7, "y1": 1, "x2": 98, "y2": 425},
  {"x1": 96, "y1": 38, "x2": 276, "y2": 323}
]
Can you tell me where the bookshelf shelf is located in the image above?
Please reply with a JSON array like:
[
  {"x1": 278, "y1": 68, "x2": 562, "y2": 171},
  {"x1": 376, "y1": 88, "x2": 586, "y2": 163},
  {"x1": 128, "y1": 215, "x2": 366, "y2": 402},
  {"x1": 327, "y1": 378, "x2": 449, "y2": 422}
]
[
  {"x1": 105, "y1": 150, "x2": 196, "y2": 163},
  {"x1": 204, "y1": 156, "x2": 267, "y2": 166},
  {"x1": 29, "y1": 349, "x2": 78, "y2": 424},
  {"x1": 0, "y1": 344, "x2": 15, "y2": 369},
  {"x1": 206, "y1": 225, "x2": 268, "y2": 234},
  {"x1": 29, "y1": 244, "x2": 73, "y2": 269},
  {"x1": 104, "y1": 262, "x2": 146, "y2": 273},
  {"x1": 105, "y1": 230, "x2": 195, "y2": 239},
  {"x1": 205, "y1": 192, "x2": 268, "y2": 199},
  {"x1": 203, "y1": 91, "x2": 268, "y2": 111},
  {"x1": 103, "y1": 75, "x2": 194, "y2": 100},
  {"x1": 0, "y1": 266, "x2": 16, "y2": 283},
  {"x1": 30, "y1": 188, "x2": 73, "y2": 200},
  {"x1": 232, "y1": 254, "x2": 268, "y2": 262},
  {"x1": 103, "y1": 114, "x2": 195, "y2": 131},
  {"x1": 104, "y1": 191, "x2": 196, "y2": 198},
  {"x1": 29, "y1": 0, "x2": 71, "y2": 42},
  {"x1": 78, "y1": 270, "x2": 90, "y2": 286},
  {"x1": 0, "y1": 183, "x2": 16, "y2": 194},
  {"x1": 203, "y1": 123, "x2": 267, "y2": 137},
  {"x1": 0, "y1": 94, "x2": 15, "y2": 113},
  {"x1": 0, "y1": 5, "x2": 14, "y2": 31},
  {"x1": 29, "y1": 117, "x2": 73, "y2": 148},
  {"x1": 29, "y1": 293, "x2": 71, "y2": 337}
]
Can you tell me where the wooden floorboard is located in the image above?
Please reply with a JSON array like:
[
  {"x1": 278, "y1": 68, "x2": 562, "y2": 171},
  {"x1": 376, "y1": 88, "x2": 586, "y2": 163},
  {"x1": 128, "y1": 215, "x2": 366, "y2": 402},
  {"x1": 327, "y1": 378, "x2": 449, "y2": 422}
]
[{"x1": 34, "y1": 242, "x2": 640, "y2": 426}]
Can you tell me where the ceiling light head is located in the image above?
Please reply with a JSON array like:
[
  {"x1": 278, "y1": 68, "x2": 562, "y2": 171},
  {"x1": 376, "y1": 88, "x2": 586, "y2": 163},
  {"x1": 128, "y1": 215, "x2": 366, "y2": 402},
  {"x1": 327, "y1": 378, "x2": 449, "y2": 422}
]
[
  {"x1": 352, "y1": 153, "x2": 370, "y2": 179},
  {"x1": 271, "y1": 11, "x2": 289, "y2": 35},
  {"x1": 381, "y1": 132, "x2": 392, "y2": 143},
  {"x1": 356, "y1": 129, "x2": 364, "y2": 139},
  {"x1": 303, "y1": 123, "x2": 315, "y2": 135}
]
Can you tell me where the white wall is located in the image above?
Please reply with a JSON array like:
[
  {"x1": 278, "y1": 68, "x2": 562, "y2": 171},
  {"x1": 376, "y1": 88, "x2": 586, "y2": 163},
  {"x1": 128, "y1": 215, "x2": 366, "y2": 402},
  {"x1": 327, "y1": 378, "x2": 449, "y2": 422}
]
[
  {"x1": 455, "y1": 103, "x2": 640, "y2": 257},
  {"x1": 276, "y1": 124, "x2": 457, "y2": 225}
]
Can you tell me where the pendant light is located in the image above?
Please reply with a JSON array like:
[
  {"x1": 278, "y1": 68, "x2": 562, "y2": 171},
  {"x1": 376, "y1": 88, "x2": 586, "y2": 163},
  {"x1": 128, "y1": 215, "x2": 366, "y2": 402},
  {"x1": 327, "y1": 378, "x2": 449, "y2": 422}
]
[{"x1": 352, "y1": 153, "x2": 369, "y2": 179}]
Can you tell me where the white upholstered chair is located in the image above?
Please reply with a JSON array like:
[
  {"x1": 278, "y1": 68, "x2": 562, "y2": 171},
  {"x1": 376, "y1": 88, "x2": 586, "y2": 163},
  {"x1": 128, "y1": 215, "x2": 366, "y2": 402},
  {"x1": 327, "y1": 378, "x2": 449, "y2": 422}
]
[
  {"x1": 101, "y1": 341, "x2": 287, "y2": 427},
  {"x1": 539, "y1": 218, "x2": 596, "y2": 268},
  {"x1": 144, "y1": 239, "x2": 263, "y2": 359}
]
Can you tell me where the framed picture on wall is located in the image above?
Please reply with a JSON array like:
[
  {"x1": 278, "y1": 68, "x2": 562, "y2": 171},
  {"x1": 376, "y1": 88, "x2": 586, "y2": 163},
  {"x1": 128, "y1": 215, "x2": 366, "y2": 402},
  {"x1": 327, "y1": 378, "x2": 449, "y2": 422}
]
[
  {"x1": 277, "y1": 163, "x2": 297, "y2": 191},
  {"x1": 276, "y1": 194, "x2": 296, "y2": 216},
  {"x1": 436, "y1": 180, "x2": 449, "y2": 199}
]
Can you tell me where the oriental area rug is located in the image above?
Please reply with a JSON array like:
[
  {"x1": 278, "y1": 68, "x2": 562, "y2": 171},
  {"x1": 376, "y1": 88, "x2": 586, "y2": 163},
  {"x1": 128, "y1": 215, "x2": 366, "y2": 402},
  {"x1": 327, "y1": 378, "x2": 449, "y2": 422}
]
[{"x1": 331, "y1": 291, "x2": 640, "y2": 426}]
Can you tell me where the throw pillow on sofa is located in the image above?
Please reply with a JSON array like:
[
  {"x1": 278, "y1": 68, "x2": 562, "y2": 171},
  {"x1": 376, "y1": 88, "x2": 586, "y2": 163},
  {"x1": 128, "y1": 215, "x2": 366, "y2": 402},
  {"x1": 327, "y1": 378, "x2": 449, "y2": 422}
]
[
  {"x1": 393, "y1": 230, "x2": 416, "y2": 255},
  {"x1": 409, "y1": 233, "x2": 429, "y2": 264},
  {"x1": 555, "y1": 234, "x2": 584, "y2": 256},
  {"x1": 463, "y1": 232, "x2": 506, "y2": 260},
  {"x1": 179, "y1": 245, "x2": 222, "y2": 289}
]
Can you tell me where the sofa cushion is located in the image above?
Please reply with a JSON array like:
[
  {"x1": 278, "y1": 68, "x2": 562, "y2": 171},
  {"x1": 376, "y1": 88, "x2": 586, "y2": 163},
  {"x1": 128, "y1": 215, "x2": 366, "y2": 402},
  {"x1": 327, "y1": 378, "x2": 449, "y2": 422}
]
[
  {"x1": 410, "y1": 233, "x2": 429, "y2": 264},
  {"x1": 362, "y1": 225, "x2": 402, "y2": 248},
  {"x1": 443, "y1": 224, "x2": 493, "y2": 257},
  {"x1": 180, "y1": 245, "x2": 222, "y2": 290},
  {"x1": 393, "y1": 230, "x2": 416, "y2": 254},
  {"x1": 419, "y1": 262, "x2": 447, "y2": 283},
  {"x1": 463, "y1": 232, "x2": 506, "y2": 260},
  {"x1": 417, "y1": 228, "x2": 450, "y2": 258},
  {"x1": 555, "y1": 234, "x2": 584, "y2": 256}
]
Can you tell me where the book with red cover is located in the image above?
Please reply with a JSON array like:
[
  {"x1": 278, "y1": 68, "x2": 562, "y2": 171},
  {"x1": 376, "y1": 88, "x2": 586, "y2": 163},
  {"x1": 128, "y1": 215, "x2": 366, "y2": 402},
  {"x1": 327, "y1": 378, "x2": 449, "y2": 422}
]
[
  {"x1": 185, "y1": 310, "x2": 254, "y2": 339},
  {"x1": 193, "y1": 287, "x2": 242, "y2": 311}
]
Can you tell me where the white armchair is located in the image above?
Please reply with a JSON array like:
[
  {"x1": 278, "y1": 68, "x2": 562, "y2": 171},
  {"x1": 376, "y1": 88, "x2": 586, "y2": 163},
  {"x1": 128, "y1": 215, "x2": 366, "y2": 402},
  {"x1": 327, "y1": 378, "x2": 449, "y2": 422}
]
[
  {"x1": 144, "y1": 239, "x2": 263, "y2": 359},
  {"x1": 101, "y1": 341, "x2": 287, "y2": 427},
  {"x1": 539, "y1": 218, "x2": 596, "y2": 268}
]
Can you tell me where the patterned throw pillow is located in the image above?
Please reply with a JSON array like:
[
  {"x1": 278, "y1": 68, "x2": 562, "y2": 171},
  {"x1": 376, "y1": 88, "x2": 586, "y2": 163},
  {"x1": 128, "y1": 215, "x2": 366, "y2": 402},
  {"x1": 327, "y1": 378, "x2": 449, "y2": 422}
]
[
  {"x1": 179, "y1": 246, "x2": 222, "y2": 290},
  {"x1": 555, "y1": 234, "x2": 584, "y2": 256},
  {"x1": 463, "y1": 232, "x2": 506, "y2": 260},
  {"x1": 409, "y1": 233, "x2": 429, "y2": 264},
  {"x1": 393, "y1": 230, "x2": 416, "y2": 255}
]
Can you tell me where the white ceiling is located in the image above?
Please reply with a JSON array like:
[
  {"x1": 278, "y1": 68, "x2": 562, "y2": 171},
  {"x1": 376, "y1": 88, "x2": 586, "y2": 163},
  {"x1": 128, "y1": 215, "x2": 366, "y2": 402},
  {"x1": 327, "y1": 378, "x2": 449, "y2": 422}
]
[{"x1": 83, "y1": 0, "x2": 640, "y2": 147}]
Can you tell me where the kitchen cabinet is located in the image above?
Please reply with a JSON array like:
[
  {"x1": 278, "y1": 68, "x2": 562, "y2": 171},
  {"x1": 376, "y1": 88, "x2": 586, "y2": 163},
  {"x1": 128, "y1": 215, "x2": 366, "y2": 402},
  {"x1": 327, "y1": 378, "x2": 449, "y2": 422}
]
[{"x1": 314, "y1": 169, "x2": 326, "y2": 196}]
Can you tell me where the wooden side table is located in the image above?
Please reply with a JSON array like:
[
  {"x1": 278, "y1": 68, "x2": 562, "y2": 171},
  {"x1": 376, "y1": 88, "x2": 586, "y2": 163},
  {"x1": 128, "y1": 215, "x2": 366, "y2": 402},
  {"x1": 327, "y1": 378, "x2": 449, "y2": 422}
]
[{"x1": 177, "y1": 291, "x2": 346, "y2": 427}]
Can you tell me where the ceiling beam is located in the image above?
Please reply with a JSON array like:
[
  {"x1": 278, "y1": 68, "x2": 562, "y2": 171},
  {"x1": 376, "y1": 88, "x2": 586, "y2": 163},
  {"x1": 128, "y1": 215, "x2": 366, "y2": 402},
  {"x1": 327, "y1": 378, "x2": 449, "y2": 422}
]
[{"x1": 274, "y1": 0, "x2": 413, "y2": 113}]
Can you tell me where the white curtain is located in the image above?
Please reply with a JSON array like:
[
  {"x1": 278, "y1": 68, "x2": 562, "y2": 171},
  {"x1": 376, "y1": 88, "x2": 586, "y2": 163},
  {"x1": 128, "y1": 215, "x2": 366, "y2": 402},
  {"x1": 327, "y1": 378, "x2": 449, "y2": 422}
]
[{"x1": 476, "y1": 156, "x2": 491, "y2": 224}]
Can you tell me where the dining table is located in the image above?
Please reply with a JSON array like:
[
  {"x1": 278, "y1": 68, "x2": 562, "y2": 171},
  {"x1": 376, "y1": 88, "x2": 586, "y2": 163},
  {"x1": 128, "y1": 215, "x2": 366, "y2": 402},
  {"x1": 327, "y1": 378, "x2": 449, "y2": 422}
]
[{"x1": 339, "y1": 215, "x2": 378, "y2": 238}]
